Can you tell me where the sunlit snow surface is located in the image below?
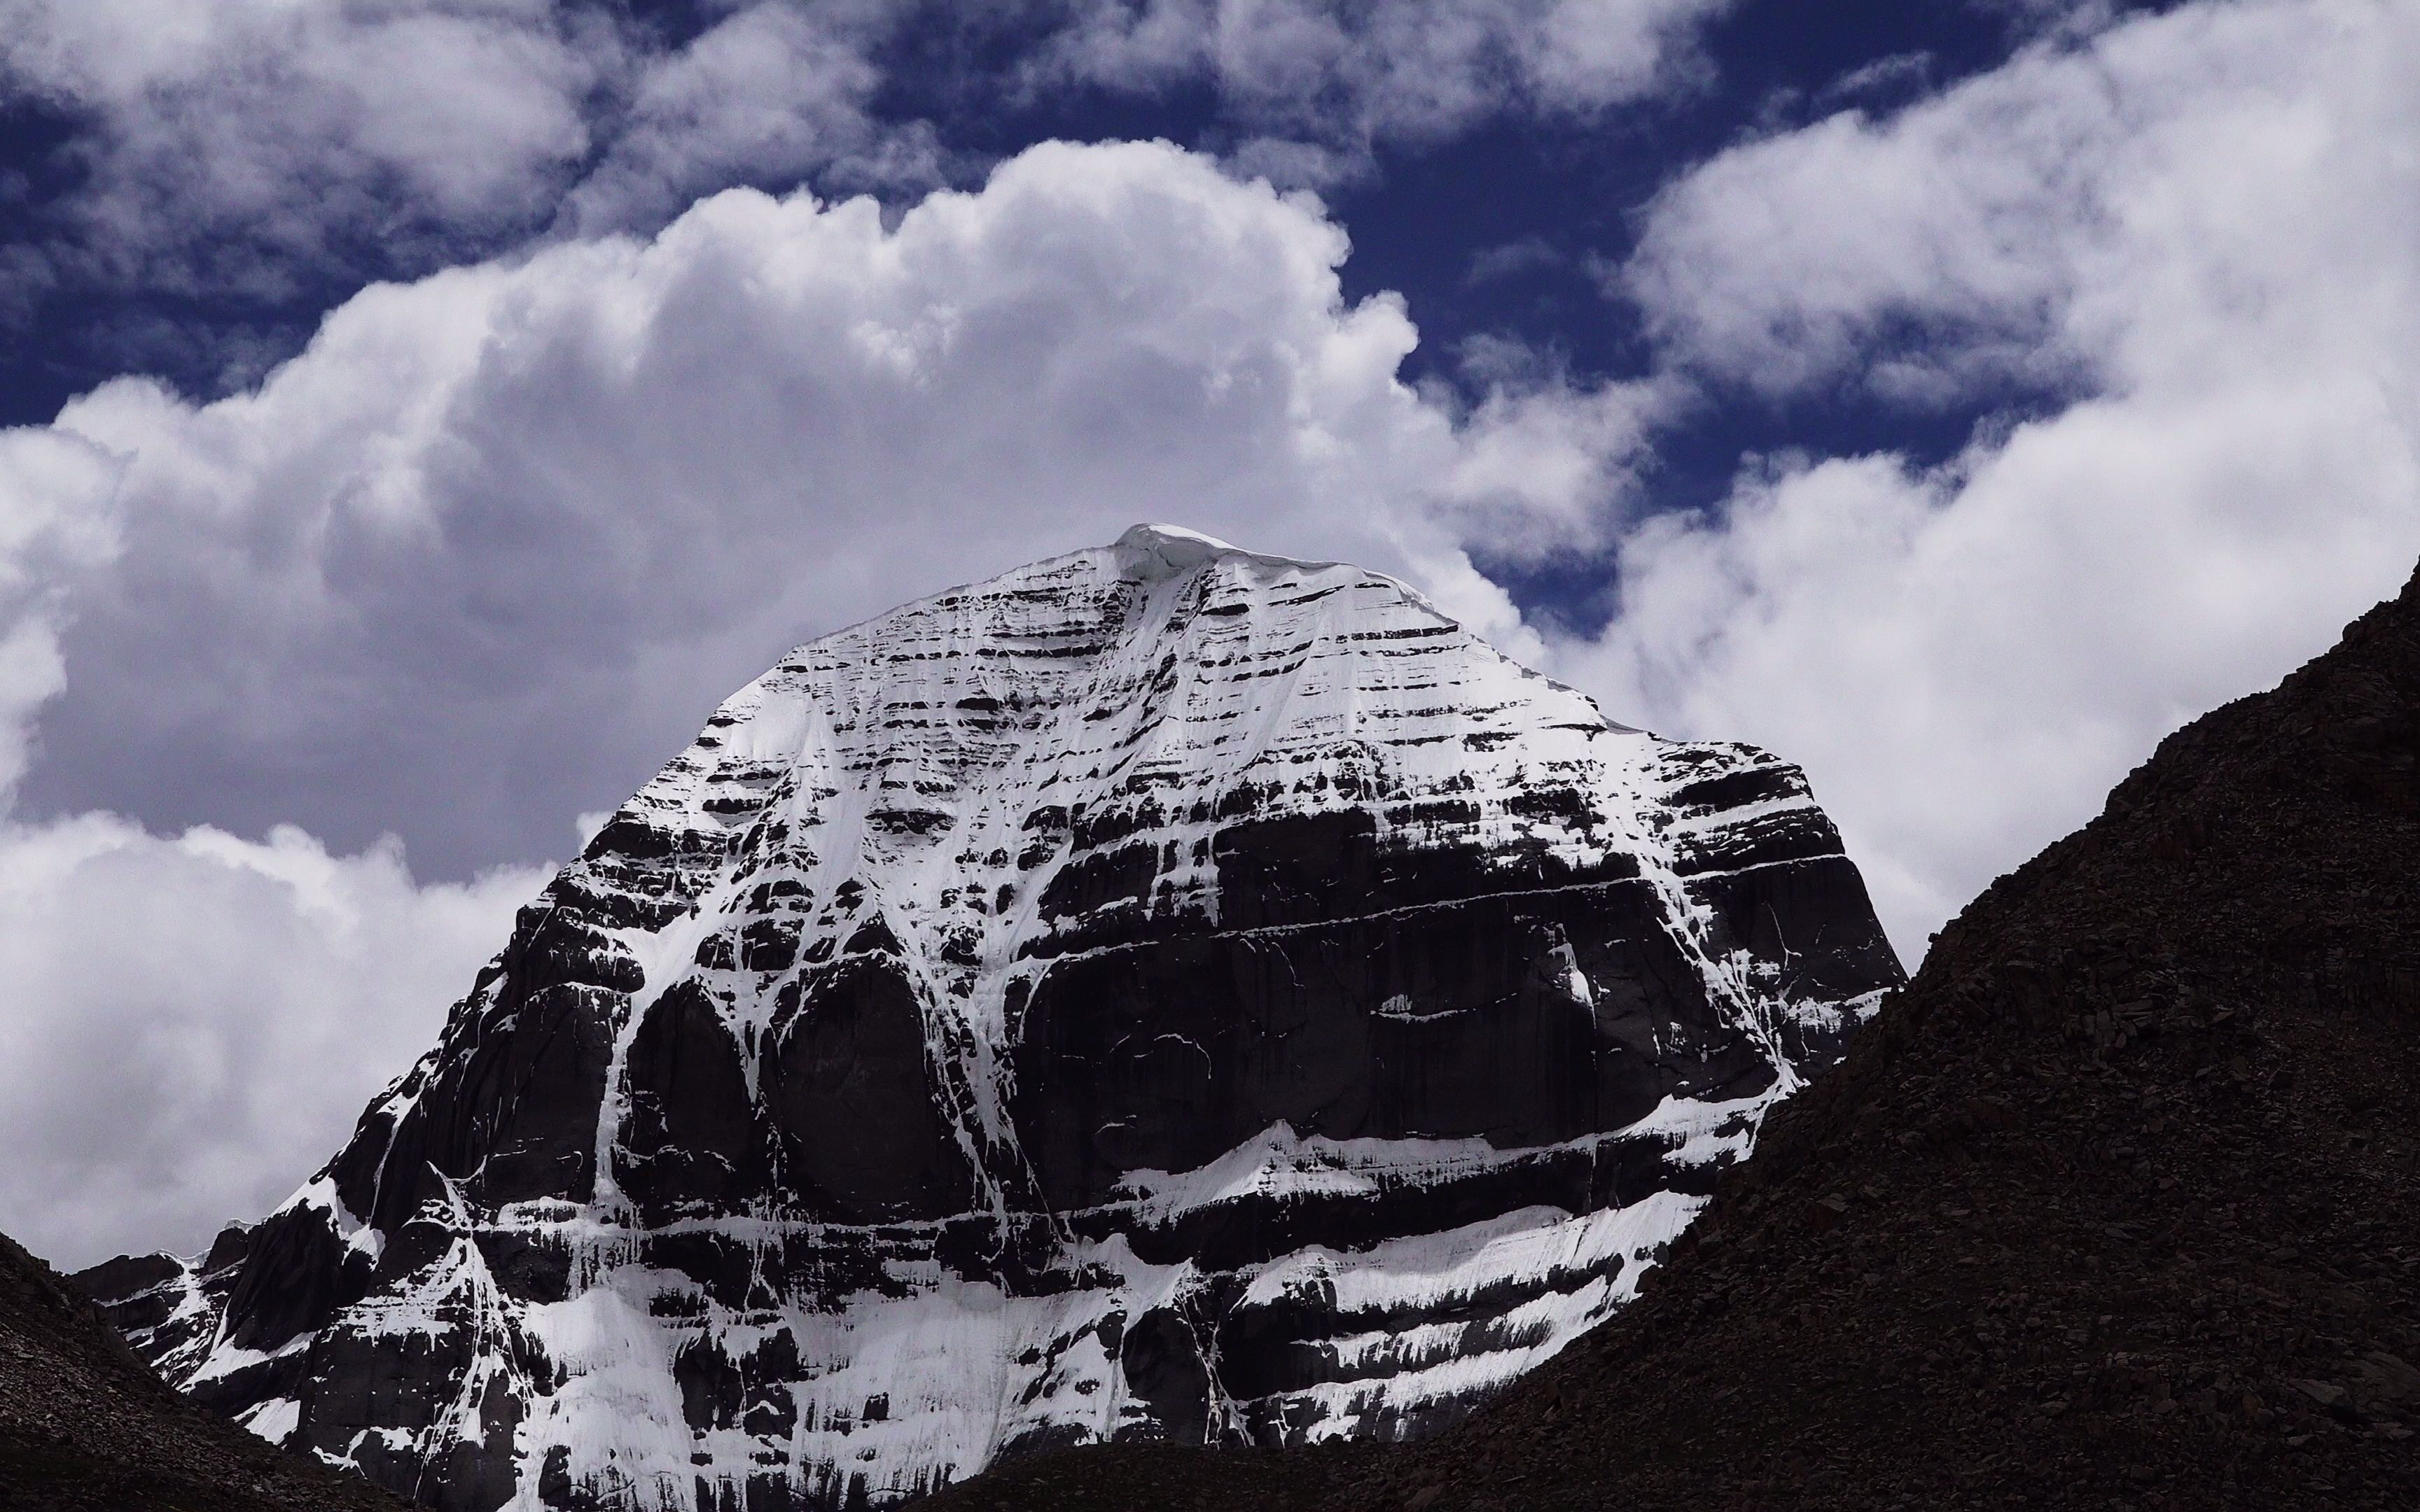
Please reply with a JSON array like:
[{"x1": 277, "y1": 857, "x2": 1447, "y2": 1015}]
[{"x1": 135, "y1": 527, "x2": 1891, "y2": 1509}]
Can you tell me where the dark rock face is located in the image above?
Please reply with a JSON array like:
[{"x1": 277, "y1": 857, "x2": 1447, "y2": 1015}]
[
  {"x1": 919, "y1": 559, "x2": 2420, "y2": 1512},
  {"x1": 0, "y1": 1225, "x2": 408, "y2": 1512},
  {"x1": 83, "y1": 526, "x2": 1898, "y2": 1510}
]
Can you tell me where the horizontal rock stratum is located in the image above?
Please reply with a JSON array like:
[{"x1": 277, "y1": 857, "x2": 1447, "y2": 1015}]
[
  {"x1": 919, "y1": 565, "x2": 2420, "y2": 1512},
  {"x1": 84, "y1": 526, "x2": 1900, "y2": 1510}
]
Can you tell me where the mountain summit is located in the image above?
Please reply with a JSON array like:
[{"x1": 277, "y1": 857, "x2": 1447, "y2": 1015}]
[
  {"x1": 85, "y1": 527, "x2": 1899, "y2": 1509},
  {"x1": 928, "y1": 563, "x2": 2420, "y2": 1511}
]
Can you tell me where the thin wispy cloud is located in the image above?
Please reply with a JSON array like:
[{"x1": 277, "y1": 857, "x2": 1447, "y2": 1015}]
[
  {"x1": 0, "y1": 0, "x2": 1734, "y2": 356},
  {"x1": 1020, "y1": 0, "x2": 1727, "y2": 180}
]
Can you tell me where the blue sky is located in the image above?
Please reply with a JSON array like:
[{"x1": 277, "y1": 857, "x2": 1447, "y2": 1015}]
[{"x1": 0, "y1": 0, "x2": 2412, "y2": 1266}]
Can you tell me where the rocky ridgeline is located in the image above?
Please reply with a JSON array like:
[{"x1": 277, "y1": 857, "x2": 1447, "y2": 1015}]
[
  {"x1": 935, "y1": 567, "x2": 2420, "y2": 1511},
  {"x1": 0, "y1": 1226, "x2": 408, "y2": 1512},
  {"x1": 82, "y1": 526, "x2": 1897, "y2": 1510}
]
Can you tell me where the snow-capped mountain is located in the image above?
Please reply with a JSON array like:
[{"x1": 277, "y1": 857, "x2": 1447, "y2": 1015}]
[{"x1": 85, "y1": 526, "x2": 1902, "y2": 1510}]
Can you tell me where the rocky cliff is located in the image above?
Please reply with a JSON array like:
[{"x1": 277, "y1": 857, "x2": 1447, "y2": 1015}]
[
  {"x1": 0, "y1": 1224, "x2": 408, "y2": 1512},
  {"x1": 924, "y1": 565, "x2": 2420, "y2": 1512},
  {"x1": 83, "y1": 526, "x2": 1899, "y2": 1510}
]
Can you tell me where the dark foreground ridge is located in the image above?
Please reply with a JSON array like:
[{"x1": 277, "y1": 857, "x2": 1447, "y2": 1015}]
[
  {"x1": 929, "y1": 568, "x2": 2420, "y2": 1511},
  {"x1": 0, "y1": 1228, "x2": 407, "y2": 1512}
]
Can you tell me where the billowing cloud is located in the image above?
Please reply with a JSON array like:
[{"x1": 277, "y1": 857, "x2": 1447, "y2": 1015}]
[
  {"x1": 0, "y1": 424, "x2": 122, "y2": 791},
  {"x1": 1566, "y1": 0, "x2": 2420, "y2": 953},
  {"x1": 9, "y1": 135, "x2": 1641, "y2": 885},
  {"x1": 0, "y1": 0, "x2": 615, "y2": 298},
  {"x1": 0, "y1": 814, "x2": 543, "y2": 1269},
  {"x1": 553, "y1": 3, "x2": 936, "y2": 237},
  {"x1": 0, "y1": 136, "x2": 1648, "y2": 1264},
  {"x1": 7, "y1": 0, "x2": 2410, "y2": 1270}
]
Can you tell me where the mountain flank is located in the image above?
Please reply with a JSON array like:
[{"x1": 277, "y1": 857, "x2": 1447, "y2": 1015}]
[
  {"x1": 80, "y1": 526, "x2": 1898, "y2": 1508},
  {"x1": 928, "y1": 565, "x2": 2420, "y2": 1511},
  {"x1": 0, "y1": 1227, "x2": 407, "y2": 1512}
]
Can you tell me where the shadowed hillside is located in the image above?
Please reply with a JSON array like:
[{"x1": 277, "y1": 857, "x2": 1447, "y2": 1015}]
[
  {"x1": 932, "y1": 566, "x2": 2420, "y2": 1510},
  {"x1": 0, "y1": 1229, "x2": 408, "y2": 1512}
]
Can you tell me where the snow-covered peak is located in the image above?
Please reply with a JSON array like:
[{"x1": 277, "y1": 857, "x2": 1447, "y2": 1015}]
[
  {"x1": 91, "y1": 528, "x2": 1904, "y2": 1512},
  {"x1": 1113, "y1": 521, "x2": 1243, "y2": 576}
]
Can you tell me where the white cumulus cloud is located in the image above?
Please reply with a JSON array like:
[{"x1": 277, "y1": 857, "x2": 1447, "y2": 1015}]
[
  {"x1": 0, "y1": 139, "x2": 1646, "y2": 1261},
  {"x1": 9, "y1": 1, "x2": 2412, "y2": 1266},
  {"x1": 1566, "y1": 0, "x2": 2420, "y2": 955},
  {"x1": 0, "y1": 0, "x2": 612, "y2": 298},
  {"x1": 0, "y1": 816, "x2": 542, "y2": 1269},
  {"x1": 16, "y1": 140, "x2": 1638, "y2": 876}
]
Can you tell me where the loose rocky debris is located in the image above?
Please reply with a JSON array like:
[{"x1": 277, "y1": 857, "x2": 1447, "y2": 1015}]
[
  {"x1": 0, "y1": 1228, "x2": 407, "y2": 1512},
  {"x1": 928, "y1": 564, "x2": 2420, "y2": 1511}
]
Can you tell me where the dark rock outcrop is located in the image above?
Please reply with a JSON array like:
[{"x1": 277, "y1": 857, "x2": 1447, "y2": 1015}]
[
  {"x1": 932, "y1": 565, "x2": 2420, "y2": 1512},
  {"x1": 0, "y1": 1226, "x2": 408, "y2": 1512},
  {"x1": 83, "y1": 526, "x2": 1898, "y2": 1509}
]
